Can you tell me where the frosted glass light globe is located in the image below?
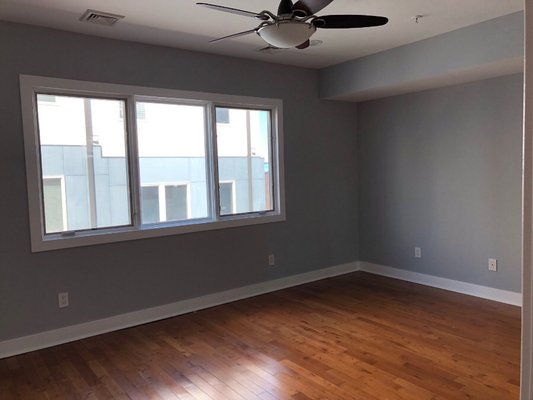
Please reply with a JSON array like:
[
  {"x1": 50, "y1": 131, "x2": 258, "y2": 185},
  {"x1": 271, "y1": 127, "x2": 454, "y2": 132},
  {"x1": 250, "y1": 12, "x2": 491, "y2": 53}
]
[{"x1": 258, "y1": 21, "x2": 316, "y2": 48}]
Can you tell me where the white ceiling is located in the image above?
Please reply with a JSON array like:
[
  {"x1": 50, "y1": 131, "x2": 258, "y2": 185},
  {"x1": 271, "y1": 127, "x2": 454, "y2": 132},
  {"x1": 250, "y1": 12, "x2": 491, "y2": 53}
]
[{"x1": 0, "y1": 0, "x2": 524, "y2": 69}]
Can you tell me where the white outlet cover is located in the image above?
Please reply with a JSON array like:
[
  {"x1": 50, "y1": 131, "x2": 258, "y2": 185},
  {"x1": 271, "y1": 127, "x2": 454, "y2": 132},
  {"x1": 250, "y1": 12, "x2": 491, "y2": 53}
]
[
  {"x1": 488, "y1": 258, "x2": 498, "y2": 271},
  {"x1": 58, "y1": 292, "x2": 69, "y2": 308}
]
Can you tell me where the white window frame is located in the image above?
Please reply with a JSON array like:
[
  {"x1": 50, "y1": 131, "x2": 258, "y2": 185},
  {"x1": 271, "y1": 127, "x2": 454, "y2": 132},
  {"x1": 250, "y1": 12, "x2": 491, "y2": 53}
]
[
  {"x1": 140, "y1": 182, "x2": 192, "y2": 223},
  {"x1": 20, "y1": 75, "x2": 285, "y2": 252}
]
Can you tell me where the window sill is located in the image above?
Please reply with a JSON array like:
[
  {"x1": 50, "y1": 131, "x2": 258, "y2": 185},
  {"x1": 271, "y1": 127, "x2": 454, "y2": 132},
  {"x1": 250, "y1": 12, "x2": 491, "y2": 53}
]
[{"x1": 32, "y1": 212, "x2": 285, "y2": 252}]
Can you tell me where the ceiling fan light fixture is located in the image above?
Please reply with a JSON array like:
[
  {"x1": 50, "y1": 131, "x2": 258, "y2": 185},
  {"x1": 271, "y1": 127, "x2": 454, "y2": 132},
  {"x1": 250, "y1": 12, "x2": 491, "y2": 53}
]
[{"x1": 258, "y1": 21, "x2": 316, "y2": 49}]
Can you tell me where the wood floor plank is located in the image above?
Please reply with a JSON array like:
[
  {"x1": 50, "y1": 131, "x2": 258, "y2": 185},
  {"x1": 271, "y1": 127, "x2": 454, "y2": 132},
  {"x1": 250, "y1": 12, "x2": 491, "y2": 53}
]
[{"x1": 0, "y1": 272, "x2": 521, "y2": 399}]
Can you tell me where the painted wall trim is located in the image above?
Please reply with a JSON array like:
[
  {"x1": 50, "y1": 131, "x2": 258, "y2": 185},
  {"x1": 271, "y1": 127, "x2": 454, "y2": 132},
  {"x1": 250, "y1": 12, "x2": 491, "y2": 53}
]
[
  {"x1": 358, "y1": 261, "x2": 522, "y2": 307},
  {"x1": 521, "y1": 3, "x2": 532, "y2": 399},
  {"x1": 0, "y1": 262, "x2": 359, "y2": 359}
]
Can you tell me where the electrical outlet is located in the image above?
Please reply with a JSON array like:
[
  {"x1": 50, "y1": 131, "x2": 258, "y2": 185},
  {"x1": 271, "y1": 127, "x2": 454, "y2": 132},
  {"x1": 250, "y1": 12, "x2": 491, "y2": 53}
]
[
  {"x1": 268, "y1": 254, "x2": 275, "y2": 266},
  {"x1": 58, "y1": 292, "x2": 69, "y2": 308},
  {"x1": 414, "y1": 247, "x2": 422, "y2": 258},
  {"x1": 488, "y1": 258, "x2": 498, "y2": 272}
]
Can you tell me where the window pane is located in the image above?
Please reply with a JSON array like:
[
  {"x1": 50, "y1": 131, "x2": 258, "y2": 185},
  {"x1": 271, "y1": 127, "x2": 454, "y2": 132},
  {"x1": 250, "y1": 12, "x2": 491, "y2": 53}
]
[
  {"x1": 137, "y1": 102, "x2": 209, "y2": 224},
  {"x1": 37, "y1": 94, "x2": 131, "y2": 234},
  {"x1": 166, "y1": 185, "x2": 188, "y2": 221},
  {"x1": 140, "y1": 186, "x2": 160, "y2": 224},
  {"x1": 43, "y1": 178, "x2": 65, "y2": 233},
  {"x1": 215, "y1": 107, "x2": 273, "y2": 215}
]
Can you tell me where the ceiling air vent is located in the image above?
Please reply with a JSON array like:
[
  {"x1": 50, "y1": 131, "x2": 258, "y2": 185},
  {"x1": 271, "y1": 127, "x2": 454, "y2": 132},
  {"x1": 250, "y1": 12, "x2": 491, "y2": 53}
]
[{"x1": 80, "y1": 9, "x2": 124, "y2": 26}]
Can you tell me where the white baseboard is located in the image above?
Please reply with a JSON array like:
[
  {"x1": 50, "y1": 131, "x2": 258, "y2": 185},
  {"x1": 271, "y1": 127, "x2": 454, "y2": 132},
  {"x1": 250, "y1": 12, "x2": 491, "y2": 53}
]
[
  {"x1": 0, "y1": 261, "x2": 359, "y2": 359},
  {"x1": 358, "y1": 261, "x2": 522, "y2": 306},
  {"x1": 0, "y1": 260, "x2": 522, "y2": 359}
]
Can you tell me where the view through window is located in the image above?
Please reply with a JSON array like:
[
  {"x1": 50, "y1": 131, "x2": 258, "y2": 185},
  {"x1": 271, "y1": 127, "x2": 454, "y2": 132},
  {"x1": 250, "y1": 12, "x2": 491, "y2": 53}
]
[
  {"x1": 23, "y1": 77, "x2": 284, "y2": 251},
  {"x1": 37, "y1": 94, "x2": 131, "y2": 234},
  {"x1": 136, "y1": 102, "x2": 207, "y2": 224},
  {"x1": 215, "y1": 107, "x2": 273, "y2": 216}
]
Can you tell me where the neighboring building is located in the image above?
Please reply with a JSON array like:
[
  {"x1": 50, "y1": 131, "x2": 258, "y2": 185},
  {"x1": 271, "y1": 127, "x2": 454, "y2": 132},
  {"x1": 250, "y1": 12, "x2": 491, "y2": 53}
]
[{"x1": 37, "y1": 95, "x2": 272, "y2": 233}]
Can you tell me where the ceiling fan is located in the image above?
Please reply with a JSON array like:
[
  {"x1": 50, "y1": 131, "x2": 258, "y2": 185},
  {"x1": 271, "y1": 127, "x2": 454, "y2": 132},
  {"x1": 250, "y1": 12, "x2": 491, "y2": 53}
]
[{"x1": 197, "y1": 0, "x2": 388, "y2": 50}]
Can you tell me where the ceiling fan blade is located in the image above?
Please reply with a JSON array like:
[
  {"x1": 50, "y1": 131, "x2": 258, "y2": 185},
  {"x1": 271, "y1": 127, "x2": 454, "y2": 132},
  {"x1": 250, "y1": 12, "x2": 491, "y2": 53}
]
[
  {"x1": 196, "y1": 3, "x2": 268, "y2": 20},
  {"x1": 209, "y1": 29, "x2": 257, "y2": 43},
  {"x1": 313, "y1": 14, "x2": 388, "y2": 29},
  {"x1": 292, "y1": 0, "x2": 334, "y2": 16},
  {"x1": 278, "y1": 0, "x2": 294, "y2": 15},
  {"x1": 296, "y1": 39, "x2": 310, "y2": 49}
]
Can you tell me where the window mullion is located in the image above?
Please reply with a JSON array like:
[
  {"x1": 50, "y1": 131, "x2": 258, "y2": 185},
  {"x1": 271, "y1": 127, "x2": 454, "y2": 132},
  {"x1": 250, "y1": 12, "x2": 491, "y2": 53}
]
[
  {"x1": 126, "y1": 95, "x2": 142, "y2": 229},
  {"x1": 83, "y1": 98, "x2": 98, "y2": 229},
  {"x1": 206, "y1": 102, "x2": 221, "y2": 221}
]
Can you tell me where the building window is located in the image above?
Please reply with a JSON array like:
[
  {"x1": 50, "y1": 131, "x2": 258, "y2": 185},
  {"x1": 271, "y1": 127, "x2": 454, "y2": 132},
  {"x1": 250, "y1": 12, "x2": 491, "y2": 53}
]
[
  {"x1": 141, "y1": 183, "x2": 190, "y2": 224},
  {"x1": 165, "y1": 184, "x2": 189, "y2": 221},
  {"x1": 21, "y1": 76, "x2": 285, "y2": 251},
  {"x1": 42, "y1": 177, "x2": 67, "y2": 233},
  {"x1": 219, "y1": 181, "x2": 235, "y2": 215}
]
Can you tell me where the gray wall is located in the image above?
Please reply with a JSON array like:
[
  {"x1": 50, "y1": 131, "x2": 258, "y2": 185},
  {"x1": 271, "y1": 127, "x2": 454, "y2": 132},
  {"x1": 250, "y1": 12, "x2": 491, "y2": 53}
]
[
  {"x1": 0, "y1": 22, "x2": 358, "y2": 341},
  {"x1": 0, "y1": 19, "x2": 524, "y2": 343},
  {"x1": 357, "y1": 74, "x2": 523, "y2": 292}
]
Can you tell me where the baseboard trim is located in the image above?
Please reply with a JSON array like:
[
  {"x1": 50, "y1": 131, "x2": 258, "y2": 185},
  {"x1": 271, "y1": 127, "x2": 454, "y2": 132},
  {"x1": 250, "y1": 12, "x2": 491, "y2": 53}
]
[
  {"x1": 1, "y1": 260, "x2": 522, "y2": 359},
  {"x1": 358, "y1": 261, "x2": 522, "y2": 307},
  {"x1": 0, "y1": 261, "x2": 359, "y2": 359}
]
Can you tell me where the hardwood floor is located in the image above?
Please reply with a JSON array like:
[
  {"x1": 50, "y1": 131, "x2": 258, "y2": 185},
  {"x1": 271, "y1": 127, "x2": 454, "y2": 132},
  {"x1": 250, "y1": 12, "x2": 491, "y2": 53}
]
[{"x1": 0, "y1": 272, "x2": 521, "y2": 399}]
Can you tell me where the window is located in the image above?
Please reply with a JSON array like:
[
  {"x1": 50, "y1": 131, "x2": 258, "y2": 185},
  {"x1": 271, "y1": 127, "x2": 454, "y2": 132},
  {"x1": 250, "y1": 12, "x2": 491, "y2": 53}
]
[
  {"x1": 36, "y1": 94, "x2": 131, "y2": 234},
  {"x1": 21, "y1": 76, "x2": 285, "y2": 251},
  {"x1": 141, "y1": 183, "x2": 190, "y2": 223},
  {"x1": 165, "y1": 184, "x2": 189, "y2": 221},
  {"x1": 219, "y1": 181, "x2": 235, "y2": 215},
  {"x1": 42, "y1": 177, "x2": 67, "y2": 233},
  {"x1": 215, "y1": 107, "x2": 273, "y2": 215},
  {"x1": 136, "y1": 101, "x2": 208, "y2": 222}
]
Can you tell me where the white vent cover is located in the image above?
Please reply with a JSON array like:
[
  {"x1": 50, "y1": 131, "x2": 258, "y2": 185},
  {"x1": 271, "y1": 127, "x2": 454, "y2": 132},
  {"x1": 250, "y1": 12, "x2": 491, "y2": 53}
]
[{"x1": 80, "y1": 9, "x2": 124, "y2": 26}]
